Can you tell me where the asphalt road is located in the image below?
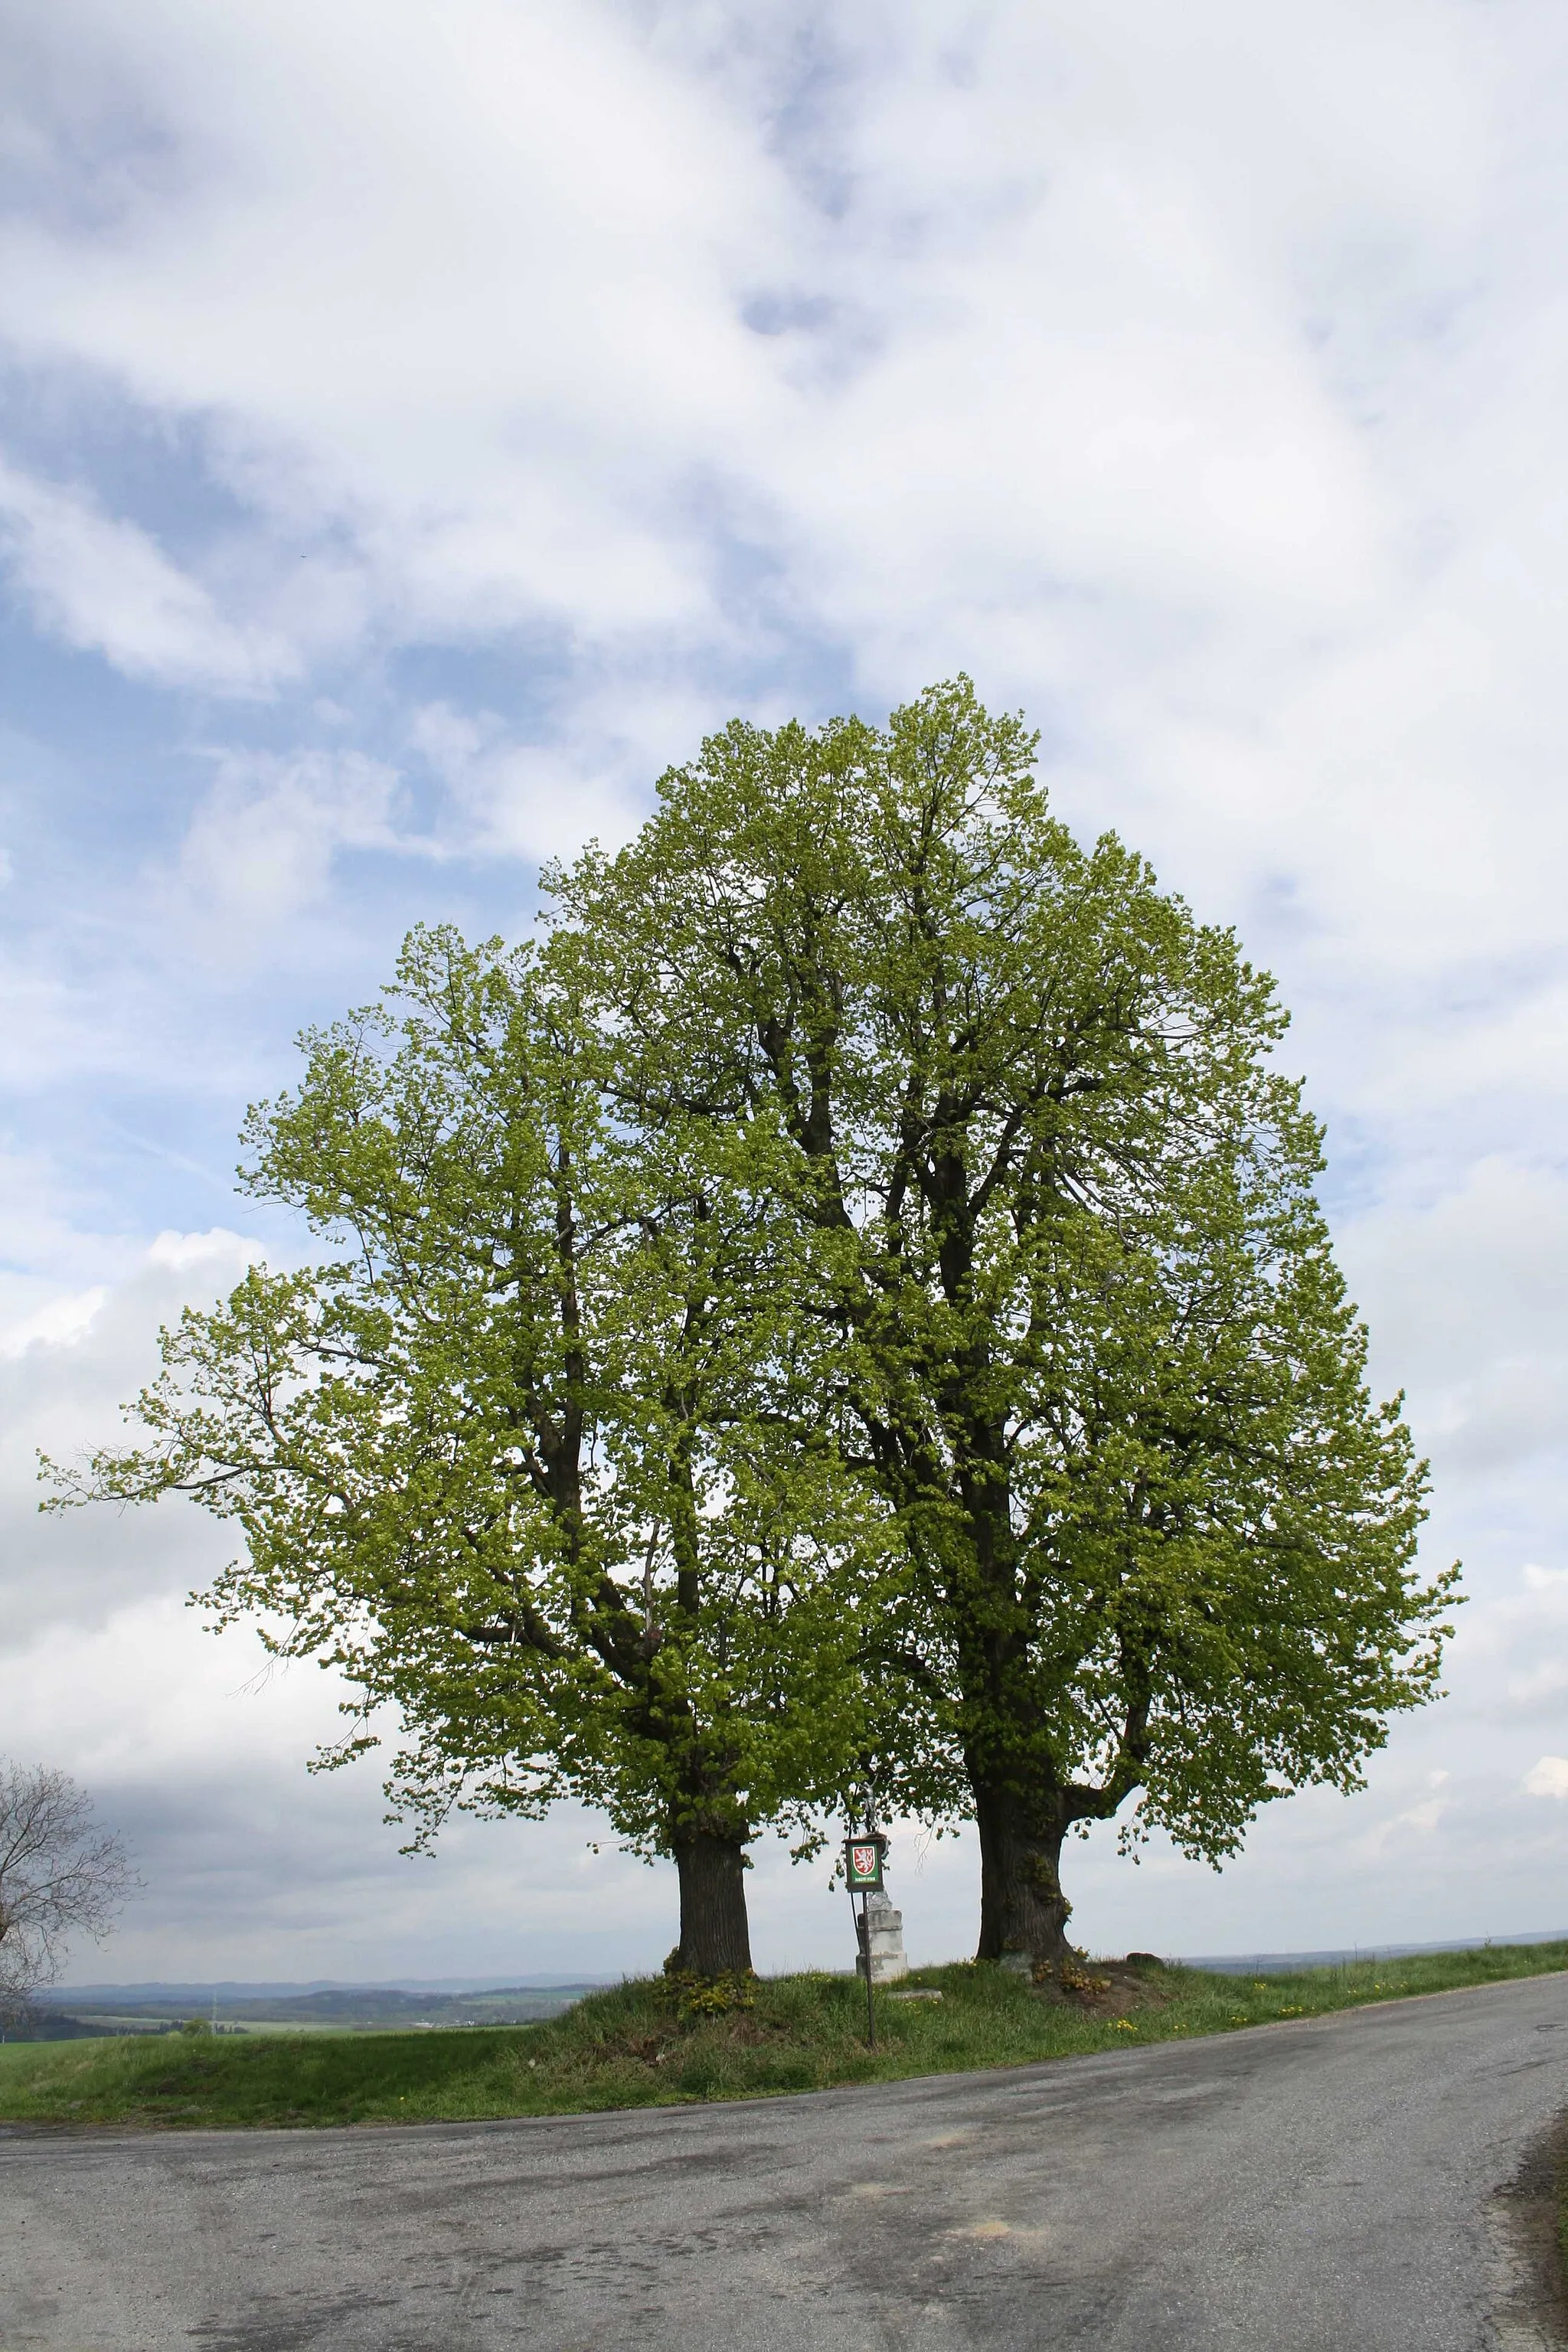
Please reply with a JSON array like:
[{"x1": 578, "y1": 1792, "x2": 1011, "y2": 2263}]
[{"x1": 5, "y1": 1971, "x2": 1568, "y2": 2352}]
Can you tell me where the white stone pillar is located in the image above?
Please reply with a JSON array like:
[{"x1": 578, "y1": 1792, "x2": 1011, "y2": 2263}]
[{"x1": 856, "y1": 1892, "x2": 910, "y2": 1984}]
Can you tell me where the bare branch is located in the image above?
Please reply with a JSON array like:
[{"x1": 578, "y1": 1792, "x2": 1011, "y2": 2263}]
[{"x1": 0, "y1": 1761, "x2": 139, "y2": 2020}]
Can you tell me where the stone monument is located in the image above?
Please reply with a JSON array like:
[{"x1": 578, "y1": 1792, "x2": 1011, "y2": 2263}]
[{"x1": 855, "y1": 1890, "x2": 909, "y2": 1984}]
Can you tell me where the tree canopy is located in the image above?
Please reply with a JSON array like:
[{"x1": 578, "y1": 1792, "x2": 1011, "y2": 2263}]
[
  {"x1": 51, "y1": 681, "x2": 1459, "y2": 1976},
  {"x1": 550, "y1": 676, "x2": 1458, "y2": 1967}
]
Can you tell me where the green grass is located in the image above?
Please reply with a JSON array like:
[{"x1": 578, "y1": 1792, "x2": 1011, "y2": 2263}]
[{"x1": 2, "y1": 1939, "x2": 1565, "y2": 2132}]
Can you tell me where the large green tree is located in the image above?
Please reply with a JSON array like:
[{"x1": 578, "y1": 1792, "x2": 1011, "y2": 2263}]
[
  {"x1": 550, "y1": 677, "x2": 1459, "y2": 1968},
  {"x1": 47, "y1": 928, "x2": 877, "y2": 1975}
]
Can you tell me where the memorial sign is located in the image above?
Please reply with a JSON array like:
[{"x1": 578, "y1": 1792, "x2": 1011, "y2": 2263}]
[
  {"x1": 844, "y1": 1835, "x2": 885, "y2": 1892},
  {"x1": 842, "y1": 1828, "x2": 890, "y2": 2047}
]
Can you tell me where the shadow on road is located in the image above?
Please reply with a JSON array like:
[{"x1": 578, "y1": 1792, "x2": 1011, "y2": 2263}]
[{"x1": 1489, "y1": 2112, "x2": 1568, "y2": 2349}]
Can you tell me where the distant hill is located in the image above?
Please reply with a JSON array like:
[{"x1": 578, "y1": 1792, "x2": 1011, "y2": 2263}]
[
  {"x1": 1180, "y1": 1930, "x2": 1568, "y2": 1973},
  {"x1": 57, "y1": 1975, "x2": 611, "y2": 1998},
  {"x1": 24, "y1": 1981, "x2": 610, "y2": 2037}
]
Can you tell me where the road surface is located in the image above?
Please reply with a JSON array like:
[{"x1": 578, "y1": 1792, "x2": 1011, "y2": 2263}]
[{"x1": 4, "y1": 1971, "x2": 1568, "y2": 2350}]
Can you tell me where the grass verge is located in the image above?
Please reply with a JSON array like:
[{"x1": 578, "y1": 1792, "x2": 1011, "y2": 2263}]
[{"x1": 2, "y1": 1939, "x2": 1565, "y2": 2132}]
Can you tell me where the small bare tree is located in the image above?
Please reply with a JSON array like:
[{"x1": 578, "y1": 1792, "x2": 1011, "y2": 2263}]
[{"x1": 0, "y1": 1762, "x2": 137, "y2": 2020}]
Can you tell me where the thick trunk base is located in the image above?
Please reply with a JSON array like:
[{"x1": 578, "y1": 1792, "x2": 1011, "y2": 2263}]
[
  {"x1": 972, "y1": 1785, "x2": 1074, "y2": 1971},
  {"x1": 672, "y1": 1831, "x2": 753, "y2": 1976}
]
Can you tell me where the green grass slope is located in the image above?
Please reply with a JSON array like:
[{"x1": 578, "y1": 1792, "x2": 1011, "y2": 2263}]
[{"x1": 2, "y1": 1940, "x2": 1564, "y2": 2132}]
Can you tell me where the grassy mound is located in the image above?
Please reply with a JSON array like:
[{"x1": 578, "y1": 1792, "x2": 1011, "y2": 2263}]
[{"x1": 2, "y1": 1939, "x2": 1565, "y2": 2132}]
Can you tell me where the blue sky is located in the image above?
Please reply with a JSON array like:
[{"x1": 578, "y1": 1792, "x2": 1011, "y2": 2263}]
[{"x1": 5, "y1": 0, "x2": 1568, "y2": 1984}]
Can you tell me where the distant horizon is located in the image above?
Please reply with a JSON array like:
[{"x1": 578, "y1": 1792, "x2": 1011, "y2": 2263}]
[
  {"x1": 51, "y1": 1929, "x2": 1568, "y2": 2001},
  {"x1": 52, "y1": 1975, "x2": 612, "y2": 1998}
]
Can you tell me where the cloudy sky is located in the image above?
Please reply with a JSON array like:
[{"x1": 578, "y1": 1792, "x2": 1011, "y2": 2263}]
[{"x1": 5, "y1": 0, "x2": 1568, "y2": 1987}]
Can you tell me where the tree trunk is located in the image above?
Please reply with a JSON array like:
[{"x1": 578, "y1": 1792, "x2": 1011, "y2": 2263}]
[
  {"x1": 672, "y1": 1831, "x2": 753, "y2": 1975},
  {"x1": 972, "y1": 1781, "x2": 1075, "y2": 1971}
]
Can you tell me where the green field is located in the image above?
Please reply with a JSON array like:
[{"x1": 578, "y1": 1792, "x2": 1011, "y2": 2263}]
[{"x1": 2, "y1": 1941, "x2": 1564, "y2": 2131}]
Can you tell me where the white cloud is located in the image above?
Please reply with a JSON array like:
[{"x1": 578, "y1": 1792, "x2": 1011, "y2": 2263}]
[
  {"x1": 0, "y1": 0, "x2": 794, "y2": 650},
  {"x1": 0, "y1": 1285, "x2": 107, "y2": 1357},
  {"x1": 408, "y1": 697, "x2": 681, "y2": 864},
  {"x1": 7, "y1": 0, "x2": 1568, "y2": 1972},
  {"x1": 1525, "y1": 1757, "x2": 1568, "y2": 1800},
  {"x1": 0, "y1": 0, "x2": 1562, "y2": 1000},
  {"x1": 0, "y1": 1150, "x2": 139, "y2": 1337},
  {"x1": 1334, "y1": 1160, "x2": 1568, "y2": 1478},
  {"x1": 0, "y1": 459, "x2": 291, "y2": 691},
  {"x1": 0, "y1": 1228, "x2": 257, "y2": 1642},
  {"x1": 170, "y1": 747, "x2": 433, "y2": 940}
]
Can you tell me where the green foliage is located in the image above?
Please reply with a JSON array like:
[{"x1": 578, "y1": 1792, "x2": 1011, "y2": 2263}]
[
  {"x1": 2, "y1": 1944, "x2": 1563, "y2": 2129},
  {"x1": 44, "y1": 927, "x2": 883, "y2": 1867},
  {"x1": 45, "y1": 678, "x2": 1460, "y2": 1952},
  {"x1": 548, "y1": 675, "x2": 1459, "y2": 1890}
]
